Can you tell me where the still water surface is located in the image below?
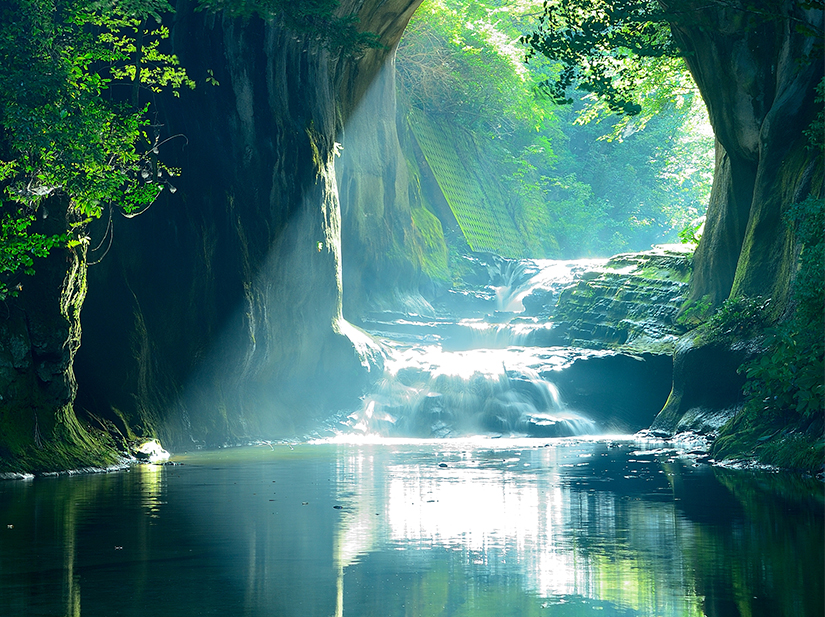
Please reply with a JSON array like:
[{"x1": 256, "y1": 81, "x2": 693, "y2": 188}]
[{"x1": 1, "y1": 438, "x2": 822, "y2": 617}]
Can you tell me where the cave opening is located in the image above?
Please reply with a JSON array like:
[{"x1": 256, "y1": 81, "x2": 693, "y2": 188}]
[
  {"x1": 330, "y1": 0, "x2": 713, "y2": 442},
  {"x1": 1, "y1": 1, "x2": 822, "y2": 615}
]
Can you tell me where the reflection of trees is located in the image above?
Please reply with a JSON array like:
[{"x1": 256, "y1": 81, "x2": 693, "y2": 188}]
[
  {"x1": 2, "y1": 447, "x2": 821, "y2": 616},
  {"x1": 334, "y1": 444, "x2": 823, "y2": 616},
  {"x1": 687, "y1": 469, "x2": 825, "y2": 617},
  {"x1": 1, "y1": 472, "x2": 131, "y2": 615},
  {"x1": 334, "y1": 443, "x2": 706, "y2": 615}
]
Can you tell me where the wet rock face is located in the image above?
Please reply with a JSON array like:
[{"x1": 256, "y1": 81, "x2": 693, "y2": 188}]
[
  {"x1": 73, "y1": 0, "x2": 422, "y2": 448},
  {"x1": 551, "y1": 352, "x2": 674, "y2": 432},
  {"x1": 650, "y1": 329, "x2": 759, "y2": 437},
  {"x1": 523, "y1": 246, "x2": 693, "y2": 354},
  {"x1": 0, "y1": 195, "x2": 87, "y2": 456},
  {"x1": 667, "y1": 0, "x2": 823, "y2": 314}
]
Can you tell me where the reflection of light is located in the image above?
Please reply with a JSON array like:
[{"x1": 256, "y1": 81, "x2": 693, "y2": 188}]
[
  {"x1": 334, "y1": 448, "x2": 380, "y2": 566},
  {"x1": 138, "y1": 464, "x2": 165, "y2": 517},
  {"x1": 328, "y1": 439, "x2": 706, "y2": 615},
  {"x1": 63, "y1": 494, "x2": 81, "y2": 617},
  {"x1": 387, "y1": 466, "x2": 540, "y2": 553}
]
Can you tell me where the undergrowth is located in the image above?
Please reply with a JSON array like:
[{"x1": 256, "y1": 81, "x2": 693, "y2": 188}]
[{"x1": 711, "y1": 195, "x2": 824, "y2": 473}]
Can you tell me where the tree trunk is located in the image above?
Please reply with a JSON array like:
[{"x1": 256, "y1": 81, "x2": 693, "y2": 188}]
[{"x1": 0, "y1": 196, "x2": 115, "y2": 470}]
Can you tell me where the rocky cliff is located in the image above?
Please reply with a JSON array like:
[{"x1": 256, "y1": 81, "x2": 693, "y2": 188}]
[
  {"x1": 0, "y1": 196, "x2": 119, "y2": 469},
  {"x1": 72, "y1": 0, "x2": 423, "y2": 450}
]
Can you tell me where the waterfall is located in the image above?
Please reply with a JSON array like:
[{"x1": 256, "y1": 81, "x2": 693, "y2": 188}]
[
  {"x1": 343, "y1": 346, "x2": 596, "y2": 438},
  {"x1": 341, "y1": 257, "x2": 622, "y2": 439}
]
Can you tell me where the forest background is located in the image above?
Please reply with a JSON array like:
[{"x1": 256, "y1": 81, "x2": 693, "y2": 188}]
[{"x1": 395, "y1": 0, "x2": 713, "y2": 262}]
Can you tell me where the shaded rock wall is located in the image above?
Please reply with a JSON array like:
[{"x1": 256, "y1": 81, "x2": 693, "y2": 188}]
[
  {"x1": 664, "y1": 1, "x2": 824, "y2": 314},
  {"x1": 74, "y1": 0, "x2": 422, "y2": 448},
  {"x1": 651, "y1": 329, "x2": 757, "y2": 436},
  {"x1": 651, "y1": 1, "x2": 823, "y2": 439},
  {"x1": 553, "y1": 353, "x2": 674, "y2": 432}
]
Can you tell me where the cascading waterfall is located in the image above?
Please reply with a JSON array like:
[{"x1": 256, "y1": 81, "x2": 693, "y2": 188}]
[{"x1": 342, "y1": 257, "x2": 611, "y2": 438}]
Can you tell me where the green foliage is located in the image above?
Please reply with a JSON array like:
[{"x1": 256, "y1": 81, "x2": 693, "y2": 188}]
[
  {"x1": 0, "y1": 213, "x2": 66, "y2": 288},
  {"x1": 676, "y1": 294, "x2": 711, "y2": 326},
  {"x1": 0, "y1": 0, "x2": 192, "y2": 299},
  {"x1": 397, "y1": 0, "x2": 713, "y2": 260},
  {"x1": 678, "y1": 216, "x2": 704, "y2": 245},
  {"x1": 705, "y1": 295, "x2": 772, "y2": 340},
  {"x1": 410, "y1": 206, "x2": 449, "y2": 282},
  {"x1": 711, "y1": 195, "x2": 825, "y2": 471},
  {"x1": 739, "y1": 195, "x2": 825, "y2": 425},
  {"x1": 196, "y1": 0, "x2": 382, "y2": 55},
  {"x1": 521, "y1": 0, "x2": 680, "y2": 115},
  {"x1": 86, "y1": 3, "x2": 195, "y2": 99},
  {"x1": 804, "y1": 76, "x2": 825, "y2": 152}
]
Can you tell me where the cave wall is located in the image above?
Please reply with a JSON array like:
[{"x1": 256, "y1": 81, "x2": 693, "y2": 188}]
[
  {"x1": 336, "y1": 51, "x2": 453, "y2": 319},
  {"x1": 0, "y1": 196, "x2": 116, "y2": 470},
  {"x1": 74, "y1": 0, "x2": 422, "y2": 448},
  {"x1": 652, "y1": 1, "x2": 823, "y2": 437},
  {"x1": 666, "y1": 1, "x2": 824, "y2": 313},
  {"x1": 337, "y1": 58, "x2": 420, "y2": 317}
]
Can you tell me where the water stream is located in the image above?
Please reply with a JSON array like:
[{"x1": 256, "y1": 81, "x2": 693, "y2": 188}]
[
  {"x1": 344, "y1": 257, "x2": 614, "y2": 438},
  {"x1": 2, "y1": 257, "x2": 822, "y2": 616},
  {"x1": 1, "y1": 442, "x2": 822, "y2": 616}
]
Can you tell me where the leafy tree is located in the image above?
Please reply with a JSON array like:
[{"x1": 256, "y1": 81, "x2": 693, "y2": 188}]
[
  {"x1": 521, "y1": 0, "x2": 680, "y2": 115},
  {"x1": 0, "y1": 0, "x2": 193, "y2": 299}
]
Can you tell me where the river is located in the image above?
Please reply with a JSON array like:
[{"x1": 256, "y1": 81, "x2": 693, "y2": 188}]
[
  {"x1": 1, "y1": 256, "x2": 823, "y2": 616},
  {"x1": 1, "y1": 440, "x2": 822, "y2": 616}
]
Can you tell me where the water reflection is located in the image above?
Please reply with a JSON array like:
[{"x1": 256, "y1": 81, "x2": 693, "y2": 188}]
[
  {"x1": 332, "y1": 440, "x2": 708, "y2": 616},
  {"x1": 0, "y1": 440, "x2": 822, "y2": 617}
]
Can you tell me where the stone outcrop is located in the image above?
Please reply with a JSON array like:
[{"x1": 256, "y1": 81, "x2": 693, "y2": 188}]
[
  {"x1": 523, "y1": 245, "x2": 693, "y2": 354},
  {"x1": 337, "y1": 60, "x2": 433, "y2": 317},
  {"x1": 650, "y1": 328, "x2": 759, "y2": 436},
  {"x1": 0, "y1": 196, "x2": 116, "y2": 470},
  {"x1": 661, "y1": 1, "x2": 824, "y2": 315}
]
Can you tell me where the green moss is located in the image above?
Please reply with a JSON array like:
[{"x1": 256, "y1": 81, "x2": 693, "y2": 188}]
[
  {"x1": 0, "y1": 405, "x2": 122, "y2": 473},
  {"x1": 410, "y1": 206, "x2": 449, "y2": 283},
  {"x1": 407, "y1": 109, "x2": 525, "y2": 257},
  {"x1": 637, "y1": 265, "x2": 691, "y2": 283},
  {"x1": 710, "y1": 195, "x2": 824, "y2": 472},
  {"x1": 677, "y1": 294, "x2": 712, "y2": 326},
  {"x1": 712, "y1": 412, "x2": 824, "y2": 474}
]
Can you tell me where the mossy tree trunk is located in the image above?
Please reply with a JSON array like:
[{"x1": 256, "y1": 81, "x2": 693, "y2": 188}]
[{"x1": 0, "y1": 196, "x2": 118, "y2": 470}]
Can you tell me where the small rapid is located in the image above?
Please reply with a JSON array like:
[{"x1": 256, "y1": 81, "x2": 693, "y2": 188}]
[{"x1": 343, "y1": 256, "x2": 613, "y2": 439}]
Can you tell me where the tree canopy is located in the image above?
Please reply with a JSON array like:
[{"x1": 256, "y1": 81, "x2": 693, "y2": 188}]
[
  {"x1": 396, "y1": 0, "x2": 713, "y2": 258},
  {"x1": 522, "y1": 0, "x2": 680, "y2": 115}
]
